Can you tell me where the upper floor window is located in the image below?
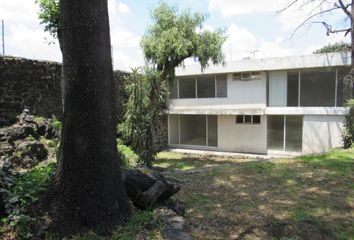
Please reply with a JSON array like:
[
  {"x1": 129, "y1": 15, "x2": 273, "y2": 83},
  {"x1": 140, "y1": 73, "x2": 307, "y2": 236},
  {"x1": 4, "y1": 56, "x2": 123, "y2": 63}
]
[
  {"x1": 287, "y1": 68, "x2": 346, "y2": 107},
  {"x1": 169, "y1": 74, "x2": 227, "y2": 99},
  {"x1": 268, "y1": 67, "x2": 349, "y2": 107}
]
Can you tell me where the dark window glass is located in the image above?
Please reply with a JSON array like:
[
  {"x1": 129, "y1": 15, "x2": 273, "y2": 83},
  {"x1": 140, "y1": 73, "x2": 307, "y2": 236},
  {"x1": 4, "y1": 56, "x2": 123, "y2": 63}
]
[
  {"x1": 285, "y1": 116, "x2": 303, "y2": 152},
  {"x1": 216, "y1": 75, "x2": 227, "y2": 97},
  {"x1": 207, "y1": 115, "x2": 218, "y2": 147},
  {"x1": 180, "y1": 115, "x2": 206, "y2": 146},
  {"x1": 197, "y1": 75, "x2": 215, "y2": 98},
  {"x1": 268, "y1": 115, "x2": 284, "y2": 150},
  {"x1": 300, "y1": 69, "x2": 336, "y2": 106},
  {"x1": 337, "y1": 67, "x2": 350, "y2": 107},
  {"x1": 287, "y1": 71, "x2": 299, "y2": 106},
  {"x1": 179, "y1": 77, "x2": 196, "y2": 98},
  {"x1": 253, "y1": 115, "x2": 261, "y2": 124},
  {"x1": 244, "y1": 115, "x2": 252, "y2": 123},
  {"x1": 236, "y1": 115, "x2": 243, "y2": 124}
]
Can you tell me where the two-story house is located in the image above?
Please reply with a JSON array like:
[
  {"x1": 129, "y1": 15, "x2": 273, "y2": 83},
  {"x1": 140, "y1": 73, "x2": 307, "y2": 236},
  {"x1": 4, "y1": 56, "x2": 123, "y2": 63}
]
[{"x1": 166, "y1": 52, "x2": 351, "y2": 155}]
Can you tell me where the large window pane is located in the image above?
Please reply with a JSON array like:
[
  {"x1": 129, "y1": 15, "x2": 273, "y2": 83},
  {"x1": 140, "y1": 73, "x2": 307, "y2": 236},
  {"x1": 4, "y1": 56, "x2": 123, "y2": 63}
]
[
  {"x1": 197, "y1": 75, "x2": 215, "y2": 98},
  {"x1": 287, "y1": 71, "x2": 299, "y2": 106},
  {"x1": 180, "y1": 115, "x2": 206, "y2": 146},
  {"x1": 207, "y1": 115, "x2": 217, "y2": 147},
  {"x1": 285, "y1": 116, "x2": 302, "y2": 151},
  {"x1": 169, "y1": 79, "x2": 178, "y2": 99},
  {"x1": 169, "y1": 115, "x2": 179, "y2": 144},
  {"x1": 216, "y1": 75, "x2": 227, "y2": 97},
  {"x1": 337, "y1": 67, "x2": 351, "y2": 106},
  {"x1": 300, "y1": 69, "x2": 336, "y2": 106},
  {"x1": 179, "y1": 76, "x2": 195, "y2": 98},
  {"x1": 268, "y1": 116, "x2": 284, "y2": 150}
]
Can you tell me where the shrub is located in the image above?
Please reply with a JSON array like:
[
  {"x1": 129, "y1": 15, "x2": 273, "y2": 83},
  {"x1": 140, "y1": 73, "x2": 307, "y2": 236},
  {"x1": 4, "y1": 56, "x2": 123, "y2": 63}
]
[
  {"x1": 343, "y1": 99, "x2": 354, "y2": 149},
  {"x1": 51, "y1": 115, "x2": 62, "y2": 130},
  {"x1": 1, "y1": 162, "x2": 55, "y2": 238},
  {"x1": 117, "y1": 144, "x2": 138, "y2": 168}
]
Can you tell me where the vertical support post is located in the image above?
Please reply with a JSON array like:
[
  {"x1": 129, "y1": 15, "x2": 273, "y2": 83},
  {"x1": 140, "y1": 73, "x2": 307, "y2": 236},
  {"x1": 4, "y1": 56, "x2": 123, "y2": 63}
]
[
  {"x1": 195, "y1": 77, "x2": 197, "y2": 98},
  {"x1": 206, "y1": 115, "x2": 208, "y2": 146},
  {"x1": 177, "y1": 78, "x2": 179, "y2": 99},
  {"x1": 178, "y1": 115, "x2": 181, "y2": 144},
  {"x1": 298, "y1": 71, "x2": 301, "y2": 107},
  {"x1": 214, "y1": 75, "x2": 217, "y2": 98},
  {"x1": 283, "y1": 115, "x2": 287, "y2": 151},
  {"x1": 335, "y1": 68, "x2": 338, "y2": 107},
  {"x1": 167, "y1": 114, "x2": 170, "y2": 145}
]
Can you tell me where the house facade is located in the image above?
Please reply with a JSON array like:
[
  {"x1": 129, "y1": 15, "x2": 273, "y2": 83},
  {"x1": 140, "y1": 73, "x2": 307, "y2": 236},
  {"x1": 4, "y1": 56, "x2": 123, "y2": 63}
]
[{"x1": 166, "y1": 52, "x2": 351, "y2": 155}]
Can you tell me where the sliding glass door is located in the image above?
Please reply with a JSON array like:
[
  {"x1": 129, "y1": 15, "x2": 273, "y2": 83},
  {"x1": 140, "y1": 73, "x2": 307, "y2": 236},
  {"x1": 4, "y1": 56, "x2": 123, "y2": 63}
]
[{"x1": 267, "y1": 115, "x2": 303, "y2": 152}]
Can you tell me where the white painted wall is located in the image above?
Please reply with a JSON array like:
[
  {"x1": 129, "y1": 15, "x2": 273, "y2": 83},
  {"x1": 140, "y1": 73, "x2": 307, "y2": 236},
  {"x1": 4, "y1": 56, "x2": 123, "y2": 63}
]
[
  {"x1": 302, "y1": 115, "x2": 345, "y2": 153},
  {"x1": 217, "y1": 115, "x2": 267, "y2": 154},
  {"x1": 268, "y1": 71, "x2": 287, "y2": 107},
  {"x1": 168, "y1": 73, "x2": 267, "y2": 107}
]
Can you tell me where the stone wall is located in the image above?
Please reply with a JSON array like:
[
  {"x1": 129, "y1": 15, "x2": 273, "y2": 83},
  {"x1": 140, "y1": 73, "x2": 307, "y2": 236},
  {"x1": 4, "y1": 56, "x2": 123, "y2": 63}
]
[
  {"x1": 0, "y1": 56, "x2": 168, "y2": 149},
  {"x1": 0, "y1": 56, "x2": 62, "y2": 126}
]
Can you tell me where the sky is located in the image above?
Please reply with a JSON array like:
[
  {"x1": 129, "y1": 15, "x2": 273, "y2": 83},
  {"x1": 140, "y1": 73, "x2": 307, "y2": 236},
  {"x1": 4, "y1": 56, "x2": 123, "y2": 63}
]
[{"x1": 0, "y1": 0, "x2": 351, "y2": 71}]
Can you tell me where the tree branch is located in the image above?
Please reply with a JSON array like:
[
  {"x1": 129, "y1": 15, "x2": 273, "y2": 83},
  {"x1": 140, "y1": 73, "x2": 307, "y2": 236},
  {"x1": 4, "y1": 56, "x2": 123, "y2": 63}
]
[
  {"x1": 336, "y1": 0, "x2": 352, "y2": 19},
  {"x1": 276, "y1": 0, "x2": 299, "y2": 14},
  {"x1": 291, "y1": 6, "x2": 341, "y2": 37}
]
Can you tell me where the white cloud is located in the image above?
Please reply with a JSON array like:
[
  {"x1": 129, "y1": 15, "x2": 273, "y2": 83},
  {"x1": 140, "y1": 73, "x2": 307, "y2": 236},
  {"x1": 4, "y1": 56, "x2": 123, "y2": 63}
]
[
  {"x1": 0, "y1": 0, "x2": 61, "y2": 61},
  {"x1": 223, "y1": 24, "x2": 293, "y2": 61},
  {"x1": 209, "y1": 0, "x2": 284, "y2": 17},
  {"x1": 108, "y1": 1, "x2": 144, "y2": 70},
  {"x1": 118, "y1": 2, "x2": 131, "y2": 14}
]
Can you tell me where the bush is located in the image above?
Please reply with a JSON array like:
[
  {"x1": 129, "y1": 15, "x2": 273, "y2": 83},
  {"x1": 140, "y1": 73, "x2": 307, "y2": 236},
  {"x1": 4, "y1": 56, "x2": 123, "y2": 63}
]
[
  {"x1": 117, "y1": 144, "x2": 138, "y2": 168},
  {"x1": 1, "y1": 162, "x2": 55, "y2": 238},
  {"x1": 343, "y1": 99, "x2": 354, "y2": 149}
]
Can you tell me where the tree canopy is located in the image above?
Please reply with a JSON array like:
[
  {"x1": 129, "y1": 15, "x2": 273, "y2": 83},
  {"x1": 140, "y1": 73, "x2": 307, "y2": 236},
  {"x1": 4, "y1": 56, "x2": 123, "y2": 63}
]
[
  {"x1": 313, "y1": 42, "x2": 351, "y2": 53},
  {"x1": 141, "y1": 2, "x2": 226, "y2": 82},
  {"x1": 35, "y1": 0, "x2": 60, "y2": 39}
]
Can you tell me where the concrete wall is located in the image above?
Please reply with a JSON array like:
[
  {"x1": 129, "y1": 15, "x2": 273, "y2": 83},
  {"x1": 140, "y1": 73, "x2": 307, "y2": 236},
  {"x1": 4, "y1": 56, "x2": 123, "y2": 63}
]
[
  {"x1": 217, "y1": 115, "x2": 267, "y2": 154},
  {"x1": 168, "y1": 73, "x2": 267, "y2": 108},
  {"x1": 302, "y1": 115, "x2": 345, "y2": 153}
]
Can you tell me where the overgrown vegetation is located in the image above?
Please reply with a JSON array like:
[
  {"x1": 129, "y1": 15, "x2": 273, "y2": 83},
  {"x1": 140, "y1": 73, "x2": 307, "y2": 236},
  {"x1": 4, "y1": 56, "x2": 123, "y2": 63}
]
[
  {"x1": 313, "y1": 41, "x2": 351, "y2": 54},
  {"x1": 119, "y1": 68, "x2": 167, "y2": 167},
  {"x1": 343, "y1": 99, "x2": 354, "y2": 148},
  {"x1": 1, "y1": 163, "x2": 55, "y2": 239}
]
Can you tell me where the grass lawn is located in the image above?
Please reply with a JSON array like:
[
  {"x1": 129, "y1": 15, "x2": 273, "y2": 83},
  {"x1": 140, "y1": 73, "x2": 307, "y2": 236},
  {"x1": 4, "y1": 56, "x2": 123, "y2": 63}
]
[{"x1": 155, "y1": 148, "x2": 354, "y2": 240}]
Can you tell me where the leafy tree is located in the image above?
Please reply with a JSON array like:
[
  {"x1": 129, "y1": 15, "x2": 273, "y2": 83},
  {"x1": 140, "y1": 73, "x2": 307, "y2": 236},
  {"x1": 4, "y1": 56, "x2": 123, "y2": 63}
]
[
  {"x1": 314, "y1": 41, "x2": 351, "y2": 53},
  {"x1": 119, "y1": 68, "x2": 167, "y2": 167},
  {"x1": 35, "y1": 0, "x2": 60, "y2": 40},
  {"x1": 141, "y1": 2, "x2": 226, "y2": 82},
  {"x1": 45, "y1": 0, "x2": 130, "y2": 237}
]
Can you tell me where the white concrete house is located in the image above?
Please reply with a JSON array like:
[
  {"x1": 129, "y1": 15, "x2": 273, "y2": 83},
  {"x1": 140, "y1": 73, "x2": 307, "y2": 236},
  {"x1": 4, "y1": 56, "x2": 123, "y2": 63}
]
[{"x1": 167, "y1": 52, "x2": 352, "y2": 155}]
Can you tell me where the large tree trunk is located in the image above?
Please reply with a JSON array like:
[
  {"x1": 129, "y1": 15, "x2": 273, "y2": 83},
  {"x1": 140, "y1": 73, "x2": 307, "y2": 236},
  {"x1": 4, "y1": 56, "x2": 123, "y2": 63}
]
[{"x1": 46, "y1": 0, "x2": 131, "y2": 237}]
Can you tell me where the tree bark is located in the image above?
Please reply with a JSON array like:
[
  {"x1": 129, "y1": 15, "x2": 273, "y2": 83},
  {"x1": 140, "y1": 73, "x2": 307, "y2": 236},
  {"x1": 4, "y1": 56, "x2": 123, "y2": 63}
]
[{"x1": 46, "y1": 0, "x2": 131, "y2": 237}]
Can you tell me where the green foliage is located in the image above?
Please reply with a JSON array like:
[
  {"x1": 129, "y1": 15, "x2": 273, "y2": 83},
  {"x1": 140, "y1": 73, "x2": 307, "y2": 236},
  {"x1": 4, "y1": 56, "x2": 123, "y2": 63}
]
[
  {"x1": 313, "y1": 42, "x2": 351, "y2": 54},
  {"x1": 35, "y1": 0, "x2": 60, "y2": 39},
  {"x1": 141, "y1": 2, "x2": 226, "y2": 82},
  {"x1": 117, "y1": 144, "x2": 138, "y2": 168},
  {"x1": 343, "y1": 99, "x2": 354, "y2": 148},
  {"x1": 51, "y1": 115, "x2": 62, "y2": 130},
  {"x1": 1, "y1": 163, "x2": 55, "y2": 238},
  {"x1": 119, "y1": 68, "x2": 167, "y2": 167}
]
